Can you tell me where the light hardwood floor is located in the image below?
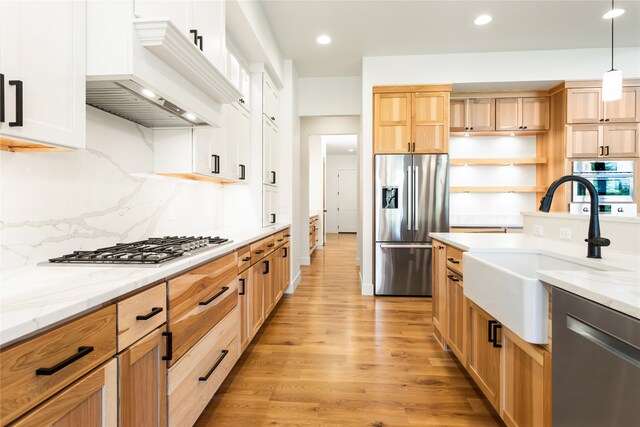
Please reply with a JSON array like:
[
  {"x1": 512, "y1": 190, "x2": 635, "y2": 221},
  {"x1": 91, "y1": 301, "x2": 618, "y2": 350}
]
[{"x1": 195, "y1": 234, "x2": 502, "y2": 426}]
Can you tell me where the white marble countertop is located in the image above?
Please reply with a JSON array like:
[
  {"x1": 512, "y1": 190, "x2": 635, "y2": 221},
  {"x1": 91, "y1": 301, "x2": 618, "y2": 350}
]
[
  {"x1": 430, "y1": 232, "x2": 640, "y2": 320},
  {"x1": 0, "y1": 224, "x2": 290, "y2": 346}
]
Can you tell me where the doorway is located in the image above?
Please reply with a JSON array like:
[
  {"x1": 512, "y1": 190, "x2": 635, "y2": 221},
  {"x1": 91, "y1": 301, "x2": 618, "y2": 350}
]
[
  {"x1": 322, "y1": 135, "x2": 357, "y2": 236},
  {"x1": 337, "y1": 169, "x2": 357, "y2": 232}
]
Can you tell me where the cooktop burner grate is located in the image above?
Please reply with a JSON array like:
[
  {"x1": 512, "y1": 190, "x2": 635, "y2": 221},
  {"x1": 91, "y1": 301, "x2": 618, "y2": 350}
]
[{"x1": 48, "y1": 236, "x2": 230, "y2": 265}]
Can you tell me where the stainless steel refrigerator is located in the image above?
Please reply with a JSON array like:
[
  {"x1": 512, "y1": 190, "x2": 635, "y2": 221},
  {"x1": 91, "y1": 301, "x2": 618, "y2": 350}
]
[{"x1": 374, "y1": 154, "x2": 449, "y2": 296}]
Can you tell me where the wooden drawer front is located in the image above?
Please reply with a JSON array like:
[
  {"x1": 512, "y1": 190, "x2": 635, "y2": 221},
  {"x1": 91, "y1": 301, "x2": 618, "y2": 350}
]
[
  {"x1": 237, "y1": 245, "x2": 252, "y2": 273},
  {"x1": 446, "y1": 245, "x2": 464, "y2": 275},
  {"x1": 274, "y1": 230, "x2": 286, "y2": 247},
  {"x1": 168, "y1": 252, "x2": 238, "y2": 366},
  {"x1": 168, "y1": 307, "x2": 239, "y2": 427},
  {"x1": 282, "y1": 227, "x2": 291, "y2": 244},
  {"x1": 263, "y1": 235, "x2": 276, "y2": 254},
  {"x1": 117, "y1": 283, "x2": 167, "y2": 352},
  {"x1": 1, "y1": 305, "x2": 117, "y2": 425},
  {"x1": 250, "y1": 237, "x2": 268, "y2": 263}
]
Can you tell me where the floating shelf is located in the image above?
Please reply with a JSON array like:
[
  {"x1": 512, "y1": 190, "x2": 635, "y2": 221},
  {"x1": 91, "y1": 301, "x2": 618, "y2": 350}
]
[
  {"x1": 451, "y1": 158, "x2": 547, "y2": 166},
  {"x1": 451, "y1": 186, "x2": 547, "y2": 193},
  {"x1": 450, "y1": 131, "x2": 544, "y2": 137}
]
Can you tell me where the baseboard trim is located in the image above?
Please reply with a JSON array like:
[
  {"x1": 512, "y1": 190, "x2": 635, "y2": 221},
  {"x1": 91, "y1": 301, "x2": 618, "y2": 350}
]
[
  {"x1": 300, "y1": 256, "x2": 310, "y2": 266},
  {"x1": 356, "y1": 257, "x2": 361, "y2": 267},
  {"x1": 286, "y1": 270, "x2": 302, "y2": 294},
  {"x1": 359, "y1": 272, "x2": 374, "y2": 295}
]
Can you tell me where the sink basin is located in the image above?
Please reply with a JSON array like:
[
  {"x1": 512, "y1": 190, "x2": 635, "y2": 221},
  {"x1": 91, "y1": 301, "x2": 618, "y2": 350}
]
[{"x1": 463, "y1": 252, "x2": 616, "y2": 344}]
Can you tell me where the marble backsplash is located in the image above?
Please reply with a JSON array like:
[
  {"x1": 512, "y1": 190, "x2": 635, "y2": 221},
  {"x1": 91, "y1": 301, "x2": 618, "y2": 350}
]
[{"x1": 0, "y1": 107, "x2": 227, "y2": 270}]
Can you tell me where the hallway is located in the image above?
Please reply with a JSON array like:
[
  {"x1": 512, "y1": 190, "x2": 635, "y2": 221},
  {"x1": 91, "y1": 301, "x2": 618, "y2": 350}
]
[{"x1": 195, "y1": 234, "x2": 501, "y2": 426}]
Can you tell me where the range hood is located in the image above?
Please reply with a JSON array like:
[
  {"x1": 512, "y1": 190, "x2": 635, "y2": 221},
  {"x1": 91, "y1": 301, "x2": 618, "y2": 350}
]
[{"x1": 86, "y1": 8, "x2": 242, "y2": 129}]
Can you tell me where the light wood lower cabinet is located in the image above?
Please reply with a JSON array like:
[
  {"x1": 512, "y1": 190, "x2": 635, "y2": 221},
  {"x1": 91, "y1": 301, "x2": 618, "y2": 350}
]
[
  {"x1": 445, "y1": 271, "x2": 467, "y2": 365},
  {"x1": 117, "y1": 326, "x2": 167, "y2": 427},
  {"x1": 500, "y1": 328, "x2": 552, "y2": 427},
  {"x1": 467, "y1": 301, "x2": 501, "y2": 411},
  {"x1": 249, "y1": 260, "x2": 266, "y2": 337},
  {"x1": 431, "y1": 241, "x2": 447, "y2": 347},
  {"x1": 263, "y1": 251, "x2": 277, "y2": 317},
  {"x1": 238, "y1": 270, "x2": 251, "y2": 352},
  {"x1": 11, "y1": 359, "x2": 117, "y2": 427},
  {"x1": 168, "y1": 308, "x2": 239, "y2": 427}
]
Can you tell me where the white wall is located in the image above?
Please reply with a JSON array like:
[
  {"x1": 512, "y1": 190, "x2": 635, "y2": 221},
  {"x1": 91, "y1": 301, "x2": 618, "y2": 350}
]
[
  {"x1": 299, "y1": 76, "x2": 362, "y2": 116},
  {"x1": 325, "y1": 155, "x2": 357, "y2": 233},
  {"x1": 308, "y1": 135, "x2": 325, "y2": 249},
  {"x1": 359, "y1": 47, "x2": 640, "y2": 295}
]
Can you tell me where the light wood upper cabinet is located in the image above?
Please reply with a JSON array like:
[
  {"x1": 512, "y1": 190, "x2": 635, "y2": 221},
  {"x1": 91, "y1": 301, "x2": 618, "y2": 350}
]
[
  {"x1": 566, "y1": 125, "x2": 601, "y2": 158},
  {"x1": 604, "y1": 124, "x2": 639, "y2": 157},
  {"x1": 118, "y1": 327, "x2": 167, "y2": 427},
  {"x1": 373, "y1": 93, "x2": 412, "y2": 153},
  {"x1": 11, "y1": 360, "x2": 117, "y2": 427},
  {"x1": 500, "y1": 328, "x2": 552, "y2": 427},
  {"x1": 467, "y1": 301, "x2": 501, "y2": 411},
  {"x1": 450, "y1": 99, "x2": 467, "y2": 132},
  {"x1": 568, "y1": 87, "x2": 639, "y2": 124},
  {"x1": 496, "y1": 97, "x2": 549, "y2": 131},
  {"x1": 567, "y1": 124, "x2": 639, "y2": 158},
  {"x1": 373, "y1": 89, "x2": 450, "y2": 153},
  {"x1": 469, "y1": 98, "x2": 496, "y2": 131}
]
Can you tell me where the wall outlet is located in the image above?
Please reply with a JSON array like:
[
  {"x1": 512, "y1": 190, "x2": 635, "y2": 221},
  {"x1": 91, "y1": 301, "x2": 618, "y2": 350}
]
[
  {"x1": 534, "y1": 225, "x2": 544, "y2": 236},
  {"x1": 559, "y1": 228, "x2": 572, "y2": 240}
]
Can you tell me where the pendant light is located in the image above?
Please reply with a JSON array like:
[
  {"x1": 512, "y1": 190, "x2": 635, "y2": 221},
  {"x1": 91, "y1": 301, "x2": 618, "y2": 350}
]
[{"x1": 602, "y1": 0, "x2": 622, "y2": 101}]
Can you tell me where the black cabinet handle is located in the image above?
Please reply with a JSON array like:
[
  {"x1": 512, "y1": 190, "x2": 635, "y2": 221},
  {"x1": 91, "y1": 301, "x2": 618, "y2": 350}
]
[
  {"x1": 36, "y1": 346, "x2": 94, "y2": 375},
  {"x1": 464, "y1": 127, "x2": 469, "y2": 131},
  {"x1": 412, "y1": 142, "x2": 416, "y2": 152},
  {"x1": 263, "y1": 260, "x2": 270, "y2": 274},
  {"x1": 271, "y1": 171, "x2": 276, "y2": 184},
  {"x1": 407, "y1": 142, "x2": 411, "y2": 152},
  {"x1": 488, "y1": 320, "x2": 498, "y2": 343},
  {"x1": 198, "y1": 349, "x2": 229, "y2": 381},
  {"x1": 283, "y1": 247, "x2": 288, "y2": 258},
  {"x1": 518, "y1": 126, "x2": 523, "y2": 130},
  {"x1": 8, "y1": 80, "x2": 23, "y2": 127},
  {"x1": 211, "y1": 154, "x2": 220, "y2": 174},
  {"x1": 199, "y1": 286, "x2": 229, "y2": 306},
  {"x1": 469, "y1": 127, "x2": 474, "y2": 130},
  {"x1": 136, "y1": 307, "x2": 163, "y2": 321},
  {"x1": 284, "y1": 234, "x2": 291, "y2": 238},
  {"x1": 239, "y1": 164, "x2": 246, "y2": 180},
  {"x1": 523, "y1": 125, "x2": 528, "y2": 130},
  {"x1": 267, "y1": 243, "x2": 275, "y2": 248},
  {"x1": 271, "y1": 116, "x2": 276, "y2": 122},
  {"x1": 447, "y1": 257, "x2": 460, "y2": 264},
  {"x1": 599, "y1": 118, "x2": 605, "y2": 122},
  {"x1": 255, "y1": 250, "x2": 264, "y2": 255},
  {"x1": 189, "y1": 29, "x2": 203, "y2": 51},
  {"x1": 239, "y1": 278, "x2": 246, "y2": 295},
  {"x1": 277, "y1": 238, "x2": 284, "y2": 242},
  {"x1": 446, "y1": 274, "x2": 459, "y2": 282},
  {"x1": 242, "y1": 256, "x2": 251, "y2": 262},
  {"x1": 162, "y1": 331, "x2": 173, "y2": 361},
  {"x1": 491, "y1": 323, "x2": 503, "y2": 348},
  {"x1": 605, "y1": 146, "x2": 610, "y2": 156},
  {"x1": 239, "y1": 98, "x2": 245, "y2": 104},
  {"x1": 599, "y1": 146, "x2": 604, "y2": 156},
  {"x1": 605, "y1": 118, "x2": 610, "y2": 122},
  {"x1": 271, "y1": 213, "x2": 276, "y2": 224},
  {"x1": 0, "y1": 73, "x2": 4, "y2": 123}
]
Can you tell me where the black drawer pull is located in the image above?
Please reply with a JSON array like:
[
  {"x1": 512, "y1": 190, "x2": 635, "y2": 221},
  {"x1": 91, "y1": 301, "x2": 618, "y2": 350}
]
[
  {"x1": 136, "y1": 307, "x2": 163, "y2": 321},
  {"x1": 284, "y1": 234, "x2": 291, "y2": 238},
  {"x1": 447, "y1": 257, "x2": 460, "y2": 264},
  {"x1": 488, "y1": 320, "x2": 498, "y2": 343},
  {"x1": 255, "y1": 250, "x2": 264, "y2": 255},
  {"x1": 283, "y1": 247, "x2": 288, "y2": 258},
  {"x1": 271, "y1": 213, "x2": 276, "y2": 224},
  {"x1": 271, "y1": 170, "x2": 277, "y2": 184},
  {"x1": 199, "y1": 287, "x2": 229, "y2": 306},
  {"x1": 36, "y1": 346, "x2": 94, "y2": 375},
  {"x1": 9, "y1": 80, "x2": 23, "y2": 127},
  {"x1": 605, "y1": 145, "x2": 610, "y2": 156},
  {"x1": 162, "y1": 332, "x2": 173, "y2": 361},
  {"x1": 242, "y1": 256, "x2": 251, "y2": 262},
  {"x1": 239, "y1": 278, "x2": 246, "y2": 295},
  {"x1": 267, "y1": 243, "x2": 275, "y2": 248},
  {"x1": 263, "y1": 260, "x2": 270, "y2": 275},
  {"x1": 446, "y1": 274, "x2": 459, "y2": 282},
  {"x1": 199, "y1": 349, "x2": 229, "y2": 381},
  {"x1": 239, "y1": 164, "x2": 246, "y2": 180},
  {"x1": 278, "y1": 238, "x2": 284, "y2": 242},
  {"x1": 491, "y1": 323, "x2": 503, "y2": 348}
]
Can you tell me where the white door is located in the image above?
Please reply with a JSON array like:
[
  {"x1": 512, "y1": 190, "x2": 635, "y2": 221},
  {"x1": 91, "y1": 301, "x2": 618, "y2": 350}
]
[{"x1": 337, "y1": 169, "x2": 358, "y2": 233}]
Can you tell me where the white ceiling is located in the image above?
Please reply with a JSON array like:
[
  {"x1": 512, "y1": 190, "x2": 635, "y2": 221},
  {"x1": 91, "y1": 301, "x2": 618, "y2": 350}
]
[
  {"x1": 260, "y1": 0, "x2": 640, "y2": 78},
  {"x1": 323, "y1": 134, "x2": 358, "y2": 155}
]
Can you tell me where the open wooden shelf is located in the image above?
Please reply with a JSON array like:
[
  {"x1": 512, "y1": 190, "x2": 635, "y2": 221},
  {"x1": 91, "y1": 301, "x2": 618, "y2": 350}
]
[
  {"x1": 450, "y1": 186, "x2": 547, "y2": 193},
  {"x1": 450, "y1": 158, "x2": 547, "y2": 166}
]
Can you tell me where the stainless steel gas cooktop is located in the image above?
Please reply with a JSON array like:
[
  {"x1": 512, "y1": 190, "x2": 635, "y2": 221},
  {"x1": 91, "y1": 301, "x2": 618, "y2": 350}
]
[{"x1": 48, "y1": 236, "x2": 231, "y2": 266}]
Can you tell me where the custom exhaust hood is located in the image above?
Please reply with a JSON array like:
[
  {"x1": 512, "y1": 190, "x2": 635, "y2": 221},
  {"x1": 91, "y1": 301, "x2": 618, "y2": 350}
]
[{"x1": 86, "y1": 12, "x2": 241, "y2": 129}]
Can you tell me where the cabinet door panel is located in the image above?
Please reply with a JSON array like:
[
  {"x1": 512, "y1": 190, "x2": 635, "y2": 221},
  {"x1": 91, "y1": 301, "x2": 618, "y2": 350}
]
[
  {"x1": 567, "y1": 88, "x2": 602, "y2": 124},
  {"x1": 604, "y1": 88, "x2": 639, "y2": 123},
  {"x1": 450, "y1": 99, "x2": 467, "y2": 132},
  {"x1": 190, "y1": 0, "x2": 225, "y2": 71},
  {"x1": 446, "y1": 273, "x2": 466, "y2": 365},
  {"x1": 263, "y1": 253, "x2": 276, "y2": 317},
  {"x1": 467, "y1": 302, "x2": 500, "y2": 410},
  {"x1": 238, "y1": 271, "x2": 251, "y2": 352},
  {"x1": 566, "y1": 125, "x2": 601, "y2": 158},
  {"x1": 374, "y1": 93, "x2": 411, "y2": 153},
  {"x1": 237, "y1": 106, "x2": 251, "y2": 182},
  {"x1": 12, "y1": 360, "x2": 117, "y2": 427},
  {"x1": 521, "y1": 97, "x2": 549, "y2": 131},
  {"x1": 495, "y1": 98, "x2": 521, "y2": 131},
  {"x1": 469, "y1": 98, "x2": 496, "y2": 131},
  {"x1": 432, "y1": 242, "x2": 447, "y2": 345},
  {"x1": 118, "y1": 327, "x2": 167, "y2": 427},
  {"x1": 603, "y1": 124, "x2": 639, "y2": 158},
  {"x1": 413, "y1": 92, "x2": 448, "y2": 153},
  {"x1": 249, "y1": 263, "x2": 265, "y2": 337},
  {"x1": 414, "y1": 124, "x2": 447, "y2": 153}
]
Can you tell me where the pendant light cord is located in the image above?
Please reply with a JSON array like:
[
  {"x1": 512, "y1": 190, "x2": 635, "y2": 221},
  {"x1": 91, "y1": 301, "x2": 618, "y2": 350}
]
[{"x1": 611, "y1": 0, "x2": 615, "y2": 71}]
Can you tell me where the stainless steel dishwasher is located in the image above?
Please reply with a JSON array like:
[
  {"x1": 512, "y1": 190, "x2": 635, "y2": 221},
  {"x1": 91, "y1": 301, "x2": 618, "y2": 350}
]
[{"x1": 553, "y1": 287, "x2": 640, "y2": 427}]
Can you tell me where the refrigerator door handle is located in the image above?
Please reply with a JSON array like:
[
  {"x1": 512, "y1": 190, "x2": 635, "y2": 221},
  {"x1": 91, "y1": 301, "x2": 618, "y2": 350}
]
[
  {"x1": 414, "y1": 166, "x2": 419, "y2": 231},
  {"x1": 407, "y1": 165, "x2": 412, "y2": 231},
  {"x1": 380, "y1": 244, "x2": 433, "y2": 249}
]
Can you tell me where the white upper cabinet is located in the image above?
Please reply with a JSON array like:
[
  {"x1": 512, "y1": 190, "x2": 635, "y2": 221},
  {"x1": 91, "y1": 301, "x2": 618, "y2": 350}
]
[
  {"x1": 133, "y1": 0, "x2": 226, "y2": 72},
  {"x1": 0, "y1": 0, "x2": 85, "y2": 150},
  {"x1": 262, "y1": 185, "x2": 279, "y2": 226},
  {"x1": 263, "y1": 75, "x2": 279, "y2": 127},
  {"x1": 263, "y1": 116, "x2": 279, "y2": 186},
  {"x1": 227, "y1": 102, "x2": 251, "y2": 182}
]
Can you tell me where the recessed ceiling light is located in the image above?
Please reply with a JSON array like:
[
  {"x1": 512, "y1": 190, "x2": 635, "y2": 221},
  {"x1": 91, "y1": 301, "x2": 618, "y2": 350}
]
[
  {"x1": 184, "y1": 112, "x2": 197, "y2": 121},
  {"x1": 474, "y1": 15, "x2": 492, "y2": 25},
  {"x1": 141, "y1": 88, "x2": 157, "y2": 98},
  {"x1": 316, "y1": 35, "x2": 332, "y2": 45},
  {"x1": 603, "y1": 8, "x2": 625, "y2": 19}
]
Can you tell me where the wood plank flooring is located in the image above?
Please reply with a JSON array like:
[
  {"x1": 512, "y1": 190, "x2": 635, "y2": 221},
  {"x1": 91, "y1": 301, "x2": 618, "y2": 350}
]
[{"x1": 195, "y1": 234, "x2": 503, "y2": 426}]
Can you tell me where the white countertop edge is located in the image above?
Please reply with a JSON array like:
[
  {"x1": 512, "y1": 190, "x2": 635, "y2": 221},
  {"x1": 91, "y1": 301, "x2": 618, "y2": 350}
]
[
  {"x1": 522, "y1": 211, "x2": 640, "y2": 224},
  {"x1": 0, "y1": 223, "x2": 290, "y2": 346}
]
